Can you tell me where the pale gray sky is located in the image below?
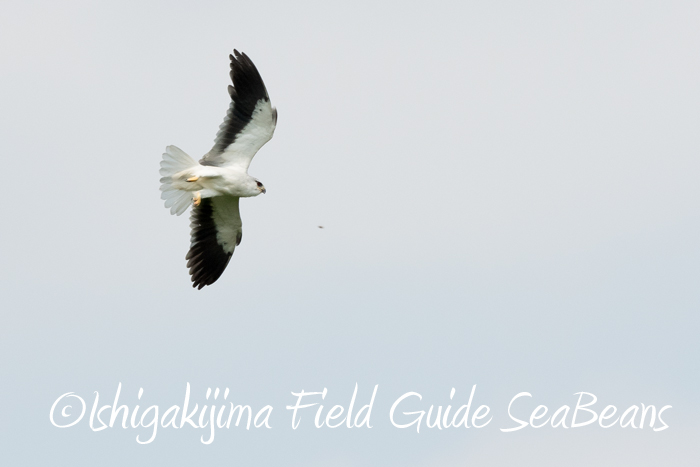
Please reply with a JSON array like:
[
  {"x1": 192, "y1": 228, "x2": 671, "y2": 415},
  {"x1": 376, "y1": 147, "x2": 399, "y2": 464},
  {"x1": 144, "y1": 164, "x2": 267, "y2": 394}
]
[{"x1": 1, "y1": 0, "x2": 699, "y2": 465}]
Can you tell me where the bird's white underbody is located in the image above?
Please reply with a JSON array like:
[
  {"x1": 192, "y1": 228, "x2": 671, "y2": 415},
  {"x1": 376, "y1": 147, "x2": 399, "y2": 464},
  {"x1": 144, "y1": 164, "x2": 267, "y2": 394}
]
[{"x1": 174, "y1": 165, "x2": 264, "y2": 198}]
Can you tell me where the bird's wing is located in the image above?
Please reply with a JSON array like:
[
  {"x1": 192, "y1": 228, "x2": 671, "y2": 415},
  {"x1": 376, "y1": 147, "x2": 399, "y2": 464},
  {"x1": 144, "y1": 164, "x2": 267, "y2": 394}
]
[
  {"x1": 200, "y1": 50, "x2": 277, "y2": 171},
  {"x1": 186, "y1": 196, "x2": 242, "y2": 289}
]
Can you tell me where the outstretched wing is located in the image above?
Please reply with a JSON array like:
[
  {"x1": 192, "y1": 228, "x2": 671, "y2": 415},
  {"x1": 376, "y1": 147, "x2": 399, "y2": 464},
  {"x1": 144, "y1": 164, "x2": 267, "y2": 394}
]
[
  {"x1": 200, "y1": 50, "x2": 277, "y2": 171},
  {"x1": 186, "y1": 196, "x2": 242, "y2": 289}
]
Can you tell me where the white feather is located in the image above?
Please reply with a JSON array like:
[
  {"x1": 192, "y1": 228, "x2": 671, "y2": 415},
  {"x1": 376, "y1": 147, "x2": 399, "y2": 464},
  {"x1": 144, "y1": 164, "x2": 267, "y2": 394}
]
[
  {"x1": 159, "y1": 145, "x2": 197, "y2": 216},
  {"x1": 202, "y1": 99, "x2": 276, "y2": 171}
]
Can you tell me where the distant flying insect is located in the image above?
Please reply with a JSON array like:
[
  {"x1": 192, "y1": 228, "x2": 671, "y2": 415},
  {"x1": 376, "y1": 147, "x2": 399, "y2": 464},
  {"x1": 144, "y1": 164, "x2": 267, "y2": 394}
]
[{"x1": 159, "y1": 50, "x2": 277, "y2": 289}]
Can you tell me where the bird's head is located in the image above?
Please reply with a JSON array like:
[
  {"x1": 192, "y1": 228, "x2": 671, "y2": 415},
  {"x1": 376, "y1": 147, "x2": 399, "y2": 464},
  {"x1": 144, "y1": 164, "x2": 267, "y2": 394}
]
[
  {"x1": 242, "y1": 178, "x2": 266, "y2": 197},
  {"x1": 255, "y1": 180, "x2": 266, "y2": 195}
]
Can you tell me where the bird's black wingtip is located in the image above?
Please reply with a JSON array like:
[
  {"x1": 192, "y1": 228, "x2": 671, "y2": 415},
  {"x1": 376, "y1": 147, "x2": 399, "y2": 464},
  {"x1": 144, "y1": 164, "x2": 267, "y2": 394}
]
[{"x1": 186, "y1": 198, "x2": 235, "y2": 290}]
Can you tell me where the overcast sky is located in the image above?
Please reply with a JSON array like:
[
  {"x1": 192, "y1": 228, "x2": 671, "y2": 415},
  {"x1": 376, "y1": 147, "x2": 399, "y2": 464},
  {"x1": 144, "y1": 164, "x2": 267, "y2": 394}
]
[{"x1": 1, "y1": 0, "x2": 699, "y2": 465}]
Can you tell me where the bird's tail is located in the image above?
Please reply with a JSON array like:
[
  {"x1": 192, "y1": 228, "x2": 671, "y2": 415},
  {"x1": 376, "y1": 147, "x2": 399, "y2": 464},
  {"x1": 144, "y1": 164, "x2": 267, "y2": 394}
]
[{"x1": 159, "y1": 145, "x2": 198, "y2": 216}]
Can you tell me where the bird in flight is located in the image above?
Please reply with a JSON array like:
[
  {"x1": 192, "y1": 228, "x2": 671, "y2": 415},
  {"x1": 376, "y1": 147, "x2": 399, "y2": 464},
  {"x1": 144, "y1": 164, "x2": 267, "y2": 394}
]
[{"x1": 159, "y1": 50, "x2": 277, "y2": 289}]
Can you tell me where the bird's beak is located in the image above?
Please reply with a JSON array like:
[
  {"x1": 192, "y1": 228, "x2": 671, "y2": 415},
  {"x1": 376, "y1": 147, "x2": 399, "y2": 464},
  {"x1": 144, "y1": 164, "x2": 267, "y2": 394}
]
[{"x1": 261, "y1": 187, "x2": 266, "y2": 194}]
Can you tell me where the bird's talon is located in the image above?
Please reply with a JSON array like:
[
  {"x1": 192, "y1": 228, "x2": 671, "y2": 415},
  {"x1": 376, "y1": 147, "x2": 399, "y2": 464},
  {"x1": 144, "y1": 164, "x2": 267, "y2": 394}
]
[
  {"x1": 193, "y1": 192, "x2": 202, "y2": 206},
  {"x1": 186, "y1": 176, "x2": 200, "y2": 182}
]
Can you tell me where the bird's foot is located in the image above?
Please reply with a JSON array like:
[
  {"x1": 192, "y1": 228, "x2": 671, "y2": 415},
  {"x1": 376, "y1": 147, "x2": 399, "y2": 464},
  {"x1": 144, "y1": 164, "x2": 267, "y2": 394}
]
[
  {"x1": 193, "y1": 192, "x2": 202, "y2": 207},
  {"x1": 186, "y1": 176, "x2": 200, "y2": 182}
]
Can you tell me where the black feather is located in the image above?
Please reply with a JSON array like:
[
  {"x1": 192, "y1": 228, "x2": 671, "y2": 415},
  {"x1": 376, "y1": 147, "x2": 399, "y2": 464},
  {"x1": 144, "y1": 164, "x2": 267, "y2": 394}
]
[
  {"x1": 201, "y1": 50, "x2": 270, "y2": 164},
  {"x1": 186, "y1": 199, "x2": 233, "y2": 289}
]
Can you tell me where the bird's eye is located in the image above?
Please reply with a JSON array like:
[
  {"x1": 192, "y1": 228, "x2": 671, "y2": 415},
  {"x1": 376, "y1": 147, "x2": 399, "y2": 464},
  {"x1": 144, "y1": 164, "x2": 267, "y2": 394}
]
[{"x1": 256, "y1": 181, "x2": 263, "y2": 187}]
